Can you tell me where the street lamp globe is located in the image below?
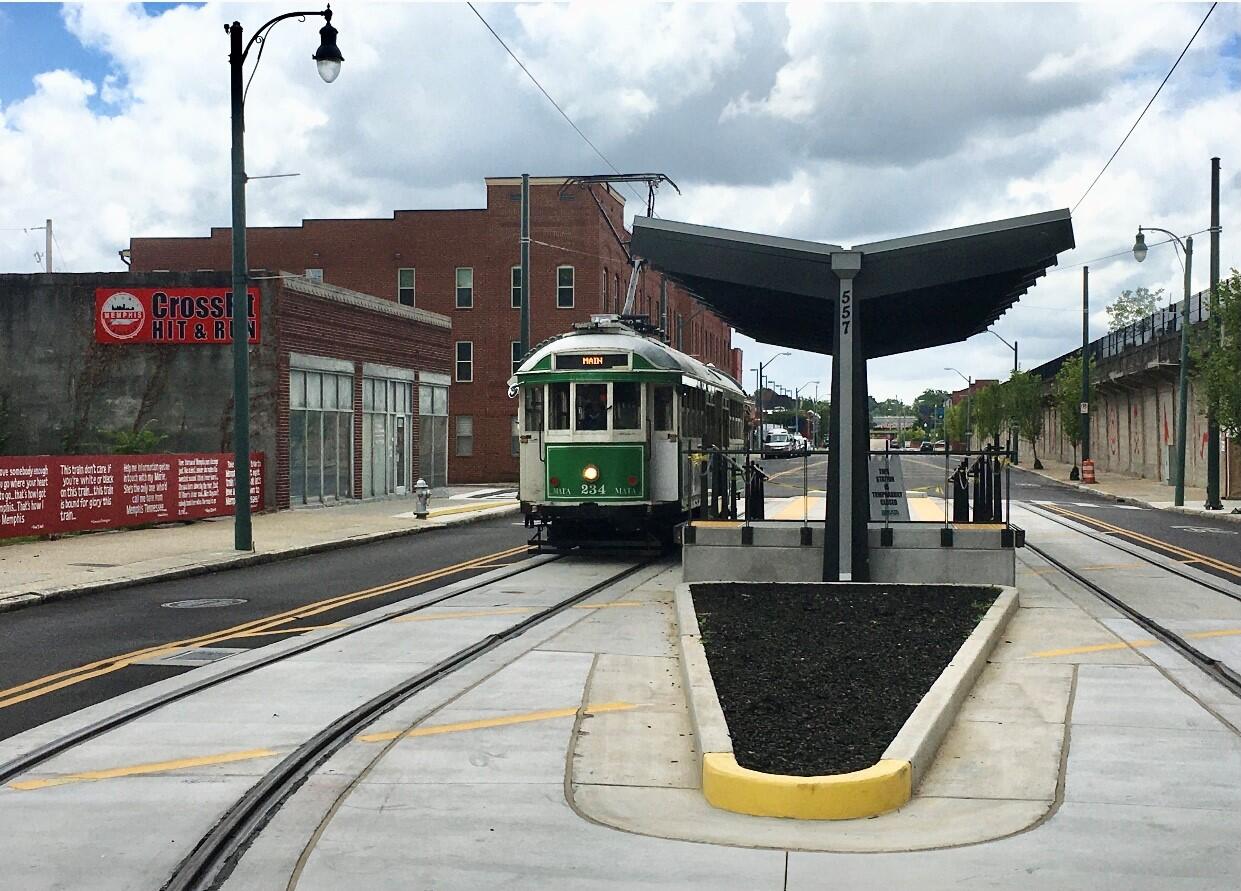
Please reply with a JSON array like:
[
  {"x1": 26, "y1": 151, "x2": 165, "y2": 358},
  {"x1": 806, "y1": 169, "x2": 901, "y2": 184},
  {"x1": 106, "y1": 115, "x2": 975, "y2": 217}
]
[
  {"x1": 1132, "y1": 231, "x2": 1148, "y2": 263},
  {"x1": 313, "y1": 10, "x2": 344, "y2": 83}
]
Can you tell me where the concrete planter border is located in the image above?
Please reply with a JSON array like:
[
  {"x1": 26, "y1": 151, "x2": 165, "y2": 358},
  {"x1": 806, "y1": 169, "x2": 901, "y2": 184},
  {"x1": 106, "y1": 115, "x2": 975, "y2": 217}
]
[{"x1": 676, "y1": 581, "x2": 1018, "y2": 820}]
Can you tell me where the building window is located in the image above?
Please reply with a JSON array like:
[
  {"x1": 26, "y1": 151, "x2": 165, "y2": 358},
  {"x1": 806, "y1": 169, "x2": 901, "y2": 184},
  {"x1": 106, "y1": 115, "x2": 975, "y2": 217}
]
[
  {"x1": 289, "y1": 369, "x2": 354, "y2": 505},
  {"x1": 511, "y1": 416, "x2": 520, "y2": 457},
  {"x1": 614, "y1": 273, "x2": 621, "y2": 312},
  {"x1": 397, "y1": 268, "x2": 415, "y2": 306},
  {"x1": 601, "y1": 267, "x2": 608, "y2": 311},
  {"x1": 511, "y1": 266, "x2": 522, "y2": 308},
  {"x1": 418, "y1": 380, "x2": 449, "y2": 488},
  {"x1": 304, "y1": 268, "x2": 324, "y2": 282},
  {"x1": 676, "y1": 313, "x2": 685, "y2": 350},
  {"x1": 455, "y1": 267, "x2": 473, "y2": 309},
  {"x1": 511, "y1": 341, "x2": 523, "y2": 374},
  {"x1": 455, "y1": 415, "x2": 474, "y2": 457},
  {"x1": 557, "y1": 266, "x2": 575, "y2": 308},
  {"x1": 455, "y1": 341, "x2": 473, "y2": 382}
]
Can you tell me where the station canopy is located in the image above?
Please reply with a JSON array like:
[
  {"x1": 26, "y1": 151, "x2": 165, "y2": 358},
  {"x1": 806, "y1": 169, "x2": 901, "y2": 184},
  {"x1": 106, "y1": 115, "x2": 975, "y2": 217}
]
[{"x1": 630, "y1": 210, "x2": 1075, "y2": 358}]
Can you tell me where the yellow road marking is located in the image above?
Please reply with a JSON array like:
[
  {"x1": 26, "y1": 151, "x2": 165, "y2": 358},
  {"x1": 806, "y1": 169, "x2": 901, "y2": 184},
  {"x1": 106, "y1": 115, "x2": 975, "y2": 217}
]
[
  {"x1": 394, "y1": 601, "x2": 646, "y2": 623},
  {"x1": 9, "y1": 702, "x2": 637, "y2": 792},
  {"x1": 1032, "y1": 640, "x2": 1157, "y2": 658},
  {"x1": 356, "y1": 701, "x2": 636, "y2": 743},
  {"x1": 9, "y1": 748, "x2": 280, "y2": 791},
  {"x1": 224, "y1": 624, "x2": 345, "y2": 639},
  {"x1": 1032, "y1": 628, "x2": 1241, "y2": 658},
  {"x1": 395, "y1": 607, "x2": 535, "y2": 623},
  {"x1": 0, "y1": 544, "x2": 530, "y2": 710},
  {"x1": 428, "y1": 501, "x2": 510, "y2": 519},
  {"x1": 1039, "y1": 504, "x2": 1241, "y2": 578}
]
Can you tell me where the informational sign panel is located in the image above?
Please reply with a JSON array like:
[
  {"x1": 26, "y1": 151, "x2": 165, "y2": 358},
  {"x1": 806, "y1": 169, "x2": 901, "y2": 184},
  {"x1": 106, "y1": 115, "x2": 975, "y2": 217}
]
[
  {"x1": 0, "y1": 453, "x2": 263, "y2": 539},
  {"x1": 868, "y1": 453, "x2": 910, "y2": 522},
  {"x1": 95, "y1": 288, "x2": 261, "y2": 344}
]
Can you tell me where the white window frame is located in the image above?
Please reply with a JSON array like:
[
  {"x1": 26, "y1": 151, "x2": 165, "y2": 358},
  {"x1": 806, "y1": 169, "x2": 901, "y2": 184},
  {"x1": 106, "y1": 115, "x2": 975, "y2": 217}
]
[
  {"x1": 556, "y1": 265, "x2": 575, "y2": 309},
  {"x1": 455, "y1": 341, "x2": 473, "y2": 383},
  {"x1": 511, "y1": 265, "x2": 522, "y2": 309},
  {"x1": 397, "y1": 267, "x2": 415, "y2": 307},
  {"x1": 455, "y1": 266, "x2": 474, "y2": 309},
  {"x1": 304, "y1": 268, "x2": 324, "y2": 282},
  {"x1": 455, "y1": 415, "x2": 474, "y2": 457}
]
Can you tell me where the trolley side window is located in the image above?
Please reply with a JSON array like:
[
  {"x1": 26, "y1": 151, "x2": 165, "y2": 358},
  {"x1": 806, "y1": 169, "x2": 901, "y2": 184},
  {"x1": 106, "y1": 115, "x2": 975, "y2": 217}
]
[
  {"x1": 575, "y1": 383, "x2": 608, "y2": 431},
  {"x1": 523, "y1": 386, "x2": 544, "y2": 433},
  {"x1": 653, "y1": 385, "x2": 675, "y2": 431},
  {"x1": 613, "y1": 382, "x2": 641, "y2": 430},
  {"x1": 549, "y1": 382, "x2": 571, "y2": 430}
]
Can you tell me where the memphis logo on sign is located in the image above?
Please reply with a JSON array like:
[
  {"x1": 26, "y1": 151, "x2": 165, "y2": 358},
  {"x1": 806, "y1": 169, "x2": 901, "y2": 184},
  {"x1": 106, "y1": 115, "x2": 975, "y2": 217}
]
[{"x1": 95, "y1": 287, "x2": 261, "y2": 344}]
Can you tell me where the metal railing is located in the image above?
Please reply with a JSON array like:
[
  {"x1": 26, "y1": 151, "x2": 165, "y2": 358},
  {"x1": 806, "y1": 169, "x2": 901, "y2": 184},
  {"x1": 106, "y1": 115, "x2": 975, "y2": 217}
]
[{"x1": 688, "y1": 446, "x2": 1014, "y2": 527}]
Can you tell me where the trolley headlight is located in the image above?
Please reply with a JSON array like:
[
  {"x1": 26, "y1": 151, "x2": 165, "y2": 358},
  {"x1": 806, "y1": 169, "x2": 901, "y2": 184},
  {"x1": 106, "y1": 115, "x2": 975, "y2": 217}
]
[{"x1": 582, "y1": 464, "x2": 600, "y2": 482}]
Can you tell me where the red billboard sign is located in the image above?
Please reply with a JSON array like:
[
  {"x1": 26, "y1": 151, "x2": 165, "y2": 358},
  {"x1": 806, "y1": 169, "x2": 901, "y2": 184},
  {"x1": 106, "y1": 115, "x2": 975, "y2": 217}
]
[
  {"x1": 0, "y1": 453, "x2": 263, "y2": 539},
  {"x1": 94, "y1": 287, "x2": 261, "y2": 344}
]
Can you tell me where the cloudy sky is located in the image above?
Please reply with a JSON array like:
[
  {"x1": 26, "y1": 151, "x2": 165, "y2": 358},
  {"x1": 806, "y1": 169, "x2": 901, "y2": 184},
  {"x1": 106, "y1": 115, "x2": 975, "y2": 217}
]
[{"x1": 2, "y1": 1, "x2": 1239, "y2": 402}]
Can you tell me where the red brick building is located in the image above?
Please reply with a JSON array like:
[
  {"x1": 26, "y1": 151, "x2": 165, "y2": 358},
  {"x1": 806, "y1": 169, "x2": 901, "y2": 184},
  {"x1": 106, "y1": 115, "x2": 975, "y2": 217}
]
[{"x1": 130, "y1": 176, "x2": 738, "y2": 483}]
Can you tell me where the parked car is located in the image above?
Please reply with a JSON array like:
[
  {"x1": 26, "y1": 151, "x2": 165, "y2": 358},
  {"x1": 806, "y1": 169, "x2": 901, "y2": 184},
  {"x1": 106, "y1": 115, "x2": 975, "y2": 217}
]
[{"x1": 762, "y1": 428, "x2": 794, "y2": 457}]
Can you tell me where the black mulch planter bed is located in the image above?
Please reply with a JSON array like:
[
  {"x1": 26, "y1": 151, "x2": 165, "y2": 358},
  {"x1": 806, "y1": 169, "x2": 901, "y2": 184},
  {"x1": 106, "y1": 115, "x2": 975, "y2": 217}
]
[{"x1": 693, "y1": 583, "x2": 998, "y2": 777}]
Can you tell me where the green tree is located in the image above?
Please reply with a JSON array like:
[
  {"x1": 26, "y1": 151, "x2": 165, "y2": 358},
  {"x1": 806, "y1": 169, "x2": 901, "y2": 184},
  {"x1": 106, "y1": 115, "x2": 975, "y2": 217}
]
[
  {"x1": 971, "y1": 383, "x2": 1006, "y2": 447},
  {"x1": 1106, "y1": 286, "x2": 1164, "y2": 331},
  {"x1": 1004, "y1": 370, "x2": 1046, "y2": 468},
  {"x1": 944, "y1": 401, "x2": 967, "y2": 446},
  {"x1": 1053, "y1": 354, "x2": 1091, "y2": 473},
  {"x1": 913, "y1": 388, "x2": 949, "y2": 431},
  {"x1": 1193, "y1": 270, "x2": 1241, "y2": 437},
  {"x1": 103, "y1": 419, "x2": 169, "y2": 455}
]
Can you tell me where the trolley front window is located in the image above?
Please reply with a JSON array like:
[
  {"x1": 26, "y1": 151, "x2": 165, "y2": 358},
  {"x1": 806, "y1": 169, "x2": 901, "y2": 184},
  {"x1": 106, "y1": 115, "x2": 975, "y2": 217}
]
[
  {"x1": 549, "y1": 382, "x2": 571, "y2": 430},
  {"x1": 613, "y1": 382, "x2": 641, "y2": 429},
  {"x1": 523, "y1": 386, "x2": 544, "y2": 433},
  {"x1": 575, "y1": 383, "x2": 608, "y2": 431}
]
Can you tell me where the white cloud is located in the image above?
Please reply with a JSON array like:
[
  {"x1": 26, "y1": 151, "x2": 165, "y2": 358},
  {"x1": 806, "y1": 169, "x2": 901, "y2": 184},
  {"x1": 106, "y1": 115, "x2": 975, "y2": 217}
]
[{"x1": 0, "y1": 1, "x2": 1239, "y2": 402}]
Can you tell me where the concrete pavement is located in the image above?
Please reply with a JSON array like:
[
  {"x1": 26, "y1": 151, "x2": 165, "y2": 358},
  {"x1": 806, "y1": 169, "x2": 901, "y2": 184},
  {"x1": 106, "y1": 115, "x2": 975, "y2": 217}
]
[
  {"x1": 0, "y1": 485, "x2": 519, "y2": 612},
  {"x1": 2, "y1": 510, "x2": 1240, "y2": 888}
]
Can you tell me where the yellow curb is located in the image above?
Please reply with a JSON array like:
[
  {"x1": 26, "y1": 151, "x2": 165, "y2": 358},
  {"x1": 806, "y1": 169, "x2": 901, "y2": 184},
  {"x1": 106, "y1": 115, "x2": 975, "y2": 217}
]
[{"x1": 702, "y1": 752, "x2": 911, "y2": 820}]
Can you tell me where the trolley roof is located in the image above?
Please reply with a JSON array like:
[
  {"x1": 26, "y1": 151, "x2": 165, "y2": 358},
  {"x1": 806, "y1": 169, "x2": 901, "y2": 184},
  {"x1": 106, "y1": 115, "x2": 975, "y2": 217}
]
[{"x1": 510, "y1": 318, "x2": 745, "y2": 398}]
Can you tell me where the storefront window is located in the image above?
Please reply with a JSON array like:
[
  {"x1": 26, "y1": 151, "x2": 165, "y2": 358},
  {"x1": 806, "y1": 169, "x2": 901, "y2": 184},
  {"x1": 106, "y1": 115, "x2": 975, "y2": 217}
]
[{"x1": 289, "y1": 368, "x2": 354, "y2": 506}]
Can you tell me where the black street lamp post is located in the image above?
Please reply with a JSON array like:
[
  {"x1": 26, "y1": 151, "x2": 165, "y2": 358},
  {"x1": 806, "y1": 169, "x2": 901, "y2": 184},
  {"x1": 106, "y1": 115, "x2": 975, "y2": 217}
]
[{"x1": 226, "y1": 7, "x2": 342, "y2": 551}]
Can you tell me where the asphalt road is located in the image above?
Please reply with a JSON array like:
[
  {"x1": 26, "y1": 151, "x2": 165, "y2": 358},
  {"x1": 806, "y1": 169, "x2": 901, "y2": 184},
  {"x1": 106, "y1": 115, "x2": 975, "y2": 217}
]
[{"x1": 0, "y1": 516, "x2": 531, "y2": 742}]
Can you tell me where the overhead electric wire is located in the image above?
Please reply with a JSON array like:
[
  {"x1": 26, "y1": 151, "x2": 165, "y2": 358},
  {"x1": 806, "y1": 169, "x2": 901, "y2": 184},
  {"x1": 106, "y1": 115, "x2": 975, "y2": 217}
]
[
  {"x1": 1072, "y1": 2, "x2": 1217, "y2": 214},
  {"x1": 465, "y1": 3, "x2": 647, "y2": 209}
]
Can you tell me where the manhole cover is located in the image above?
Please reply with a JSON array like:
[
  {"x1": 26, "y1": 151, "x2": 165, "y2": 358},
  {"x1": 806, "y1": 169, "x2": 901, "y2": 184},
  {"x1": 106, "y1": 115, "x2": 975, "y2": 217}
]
[
  {"x1": 161, "y1": 598, "x2": 248, "y2": 609},
  {"x1": 135, "y1": 647, "x2": 246, "y2": 667}
]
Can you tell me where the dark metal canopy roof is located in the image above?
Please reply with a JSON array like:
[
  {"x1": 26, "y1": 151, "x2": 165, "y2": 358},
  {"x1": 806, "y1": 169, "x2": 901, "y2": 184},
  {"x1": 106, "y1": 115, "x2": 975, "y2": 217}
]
[{"x1": 631, "y1": 209, "x2": 1075, "y2": 358}]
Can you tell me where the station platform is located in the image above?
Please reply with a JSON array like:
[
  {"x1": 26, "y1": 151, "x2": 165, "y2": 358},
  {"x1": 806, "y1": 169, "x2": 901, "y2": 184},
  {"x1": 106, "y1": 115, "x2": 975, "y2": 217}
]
[
  {"x1": 2, "y1": 510, "x2": 1240, "y2": 888},
  {"x1": 0, "y1": 486, "x2": 518, "y2": 613}
]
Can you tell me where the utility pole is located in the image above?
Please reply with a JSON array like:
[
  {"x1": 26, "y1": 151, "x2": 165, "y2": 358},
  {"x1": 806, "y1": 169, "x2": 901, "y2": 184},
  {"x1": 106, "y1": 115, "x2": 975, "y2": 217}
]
[
  {"x1": 1080, "y1": 266, "x2": 1091, "y2": 469},
  {"x1": 1206, "y1": 157, "x2": 1222, "y2": 510},
  {"x1": 519, "y1": 173, "x2": 531, "y2": 358},
  {"x1": 45, "y1": 219, "x2": 53, "y2": 273},
  {"x1": 1174, "y1": 238, "x2": 1193, "y2": 507}
]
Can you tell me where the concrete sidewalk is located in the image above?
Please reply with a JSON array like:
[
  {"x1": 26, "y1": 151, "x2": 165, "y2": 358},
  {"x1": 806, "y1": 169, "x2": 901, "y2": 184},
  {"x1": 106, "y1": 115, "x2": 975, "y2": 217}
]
[
  {"x1": 1021, "y1": 455, "x2": 1241, "y2": 522},
  {"x1": 0, "y1": 486, "x2": 519, "y2": 612}
]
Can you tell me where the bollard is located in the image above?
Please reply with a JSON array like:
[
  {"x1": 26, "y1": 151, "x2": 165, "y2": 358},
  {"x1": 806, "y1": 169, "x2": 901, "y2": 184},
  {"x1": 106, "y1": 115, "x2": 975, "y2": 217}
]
[{"x1": 413, "y1": 478, "x2": 431, "y2": 519}]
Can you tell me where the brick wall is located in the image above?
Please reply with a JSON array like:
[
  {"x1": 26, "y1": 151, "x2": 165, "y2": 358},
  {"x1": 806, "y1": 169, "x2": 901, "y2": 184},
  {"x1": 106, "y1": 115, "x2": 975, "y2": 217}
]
[{"x1": 131, "y1": 177, "x2": 738, "y2": 483}]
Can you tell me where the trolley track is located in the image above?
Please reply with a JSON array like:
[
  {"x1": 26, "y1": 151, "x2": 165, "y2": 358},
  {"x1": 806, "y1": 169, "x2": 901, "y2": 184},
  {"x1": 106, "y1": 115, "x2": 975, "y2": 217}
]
[
  {"x1": 1019, "y1": 503, "x2": 1241, "y2": 702},
  {"x1": 161, "y1": 557, "x2": 655, "y2": 891},
  {"x1": 0, "y1": 549, "x2": 547, "y2": 787}
]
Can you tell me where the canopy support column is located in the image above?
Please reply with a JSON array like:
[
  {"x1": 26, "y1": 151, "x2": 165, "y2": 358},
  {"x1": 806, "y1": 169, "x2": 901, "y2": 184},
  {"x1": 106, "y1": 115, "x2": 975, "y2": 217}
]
[{"x1": 824, "y1": 252, "x2": 868, "y2": 582}]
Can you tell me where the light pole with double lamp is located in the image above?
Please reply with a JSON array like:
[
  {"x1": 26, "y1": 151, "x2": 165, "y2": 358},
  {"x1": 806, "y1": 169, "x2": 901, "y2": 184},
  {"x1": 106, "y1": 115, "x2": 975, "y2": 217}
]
[
  {"x1": 226, "y1": 6, "x2": 343, "y2": 550},
  {"x1": 1132, "y1": 226, "x2": 1192, "y2": 507},
  {"x1": 794, "y1": 380, "x2": 819, "y2": 443},
  {"x1": 987, "y1": 329, "x2": 1019, "y2": 463}
]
